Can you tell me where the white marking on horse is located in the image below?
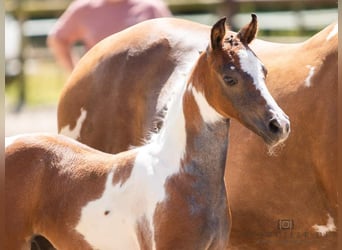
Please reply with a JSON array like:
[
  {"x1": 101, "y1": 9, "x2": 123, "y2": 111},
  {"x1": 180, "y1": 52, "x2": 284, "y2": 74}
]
[
  {"x1": 76, "y1": 83, "x2": 188, "y2": 250},
  {"x1": 59, "y1": 108, "x2": 87, "y2": 139},
  {"x1": 326, "y1": 23, "x2": 338, "y2": 41},
  {"x1": 304, "y1": 65, "x2": 315, "y2": 87},
  {"x1": 76, "y1": 170, "x2": 141, "y2": 250},
  {"x1": 192, "y1": 87, "x2": 223, "y2": 123},
  {"x1": 238, "y1": 49, "x2": 285, "y2": 116},
  {"x1": 150, "y1": 81, "x2": 187, "y2": 166},
  {"x1": 230, "y1": 66, "x2": 236, "y2": 70},
  {"x1": 76, "y1": 147, "x2": 185, "y2": 249},
  {"x1": 312, "y1": 214, "x2": 337, "y2": 236}
]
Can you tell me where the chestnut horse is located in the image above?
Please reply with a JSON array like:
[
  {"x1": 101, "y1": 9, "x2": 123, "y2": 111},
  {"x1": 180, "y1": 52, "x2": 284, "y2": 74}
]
[
  {"x1": 6, "y1": 16, "x2": 290, "y2": 250},
  {"x1": 57, "y1": 16, "x2": 337, "y2": 249}
]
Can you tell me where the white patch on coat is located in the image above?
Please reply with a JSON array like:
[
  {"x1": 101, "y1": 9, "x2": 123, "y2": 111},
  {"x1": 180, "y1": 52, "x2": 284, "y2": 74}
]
[
  {"x1": 304, "y1": 65, "x2": 315, "y2": 87},
  {"x1": 192, "y1": 87, "x2": 223, "y2": 124},
  {"x1": 149, "y1": 80, "x2": 187, "y2": 168},
  {"x1": 75, "y1": 171, "x2": 139, "y2": 250},
  {"x1": 312, "y1": 214, "x2": 337, "y2": 236},
  {"x1": 230, "y1": 66, "x2": 236, "y2": 70},
  {"x1": 326, "y1": 23, "x2": 338, "y2": 41},
  {"x1": 59, "y1": 108, "x2": 87, "y2": 139},
  {"x1": 75, "y1": 82, "x2": 188, "y2": 250}
]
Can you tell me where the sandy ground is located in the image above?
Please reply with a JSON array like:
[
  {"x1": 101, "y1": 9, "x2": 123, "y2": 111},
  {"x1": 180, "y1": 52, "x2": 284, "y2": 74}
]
[{"x1": 5, "y1": 105, "x2": 58, "y2": 137}]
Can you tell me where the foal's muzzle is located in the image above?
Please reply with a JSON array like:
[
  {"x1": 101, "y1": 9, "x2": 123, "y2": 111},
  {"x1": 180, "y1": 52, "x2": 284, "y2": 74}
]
[{"x1": 267, "y1": 115, "x2": 290, "y2": 145}]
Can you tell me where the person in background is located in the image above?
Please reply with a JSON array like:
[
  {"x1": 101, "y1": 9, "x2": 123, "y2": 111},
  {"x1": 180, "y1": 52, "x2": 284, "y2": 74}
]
[{"x1": 47, "y1": 0, "x2": 172, "y2": 72}]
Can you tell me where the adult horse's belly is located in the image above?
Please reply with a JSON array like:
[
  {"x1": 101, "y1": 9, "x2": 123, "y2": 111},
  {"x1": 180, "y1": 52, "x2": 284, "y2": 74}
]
[{"x1": 58, "y1": 18, "x2": 337, "y2": 249}]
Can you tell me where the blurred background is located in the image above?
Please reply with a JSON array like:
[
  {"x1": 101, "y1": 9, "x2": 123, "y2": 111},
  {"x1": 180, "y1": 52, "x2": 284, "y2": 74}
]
[{"x1": 4, "y1": 0, "x2": 338, "y2": 136}]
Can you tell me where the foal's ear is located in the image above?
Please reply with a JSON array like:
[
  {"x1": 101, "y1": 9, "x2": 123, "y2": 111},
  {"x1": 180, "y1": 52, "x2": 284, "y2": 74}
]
[
  {"x1": 237, "y1": 13, "x2": 258, "y2": 44},
  {"x1": 210, "y1": 17, "x2": 227, "y2": 50}
]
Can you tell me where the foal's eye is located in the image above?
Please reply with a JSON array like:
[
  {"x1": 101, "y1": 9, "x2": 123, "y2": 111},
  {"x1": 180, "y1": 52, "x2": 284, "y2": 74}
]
[{"x1": 223, "y1": 76, "x2": 237, "y2": 86}]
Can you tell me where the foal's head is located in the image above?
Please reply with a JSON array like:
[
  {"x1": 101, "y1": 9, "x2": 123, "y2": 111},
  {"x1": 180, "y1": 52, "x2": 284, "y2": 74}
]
[{"x1": 193, "y1": 15, "x2": 290, "y2": 147}]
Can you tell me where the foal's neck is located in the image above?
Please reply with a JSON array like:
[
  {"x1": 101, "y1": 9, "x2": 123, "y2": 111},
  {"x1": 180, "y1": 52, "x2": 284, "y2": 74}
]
[
  {"x1": 151, "y1": 62, "x2": 229, "y2": 186},
  {"x1": 182, "y1": 86, "x2": 229, "y2": 186}
]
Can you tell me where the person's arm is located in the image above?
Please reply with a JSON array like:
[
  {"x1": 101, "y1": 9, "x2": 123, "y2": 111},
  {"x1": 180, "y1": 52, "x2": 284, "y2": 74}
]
[
  {"x1": 151, "y1": 0, "x2": 172, "y2": 17},
  {"x1": 47, "y1": 0, "x2": 84, "y2": 73},
  {"x1": 47, "y1": 34, "x2": 75, "y2": 72}
]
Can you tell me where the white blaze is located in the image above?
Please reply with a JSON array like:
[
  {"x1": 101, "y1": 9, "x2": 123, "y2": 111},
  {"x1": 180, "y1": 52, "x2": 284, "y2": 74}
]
[
  {"x1": 237, "y1": 48, "x2": 290, "y2": 146},
  {"x1": 237, "y1": 49, "x2": 286, "y2": 115}
]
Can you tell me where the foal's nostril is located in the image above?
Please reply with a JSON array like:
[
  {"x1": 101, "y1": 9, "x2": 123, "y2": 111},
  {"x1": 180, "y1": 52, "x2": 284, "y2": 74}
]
[
  {"x1": 285, "y1": 123, "x2": 290, "y2": 133},
  {"x1": 269, "y1": 119, "x2": 281, "y2": 134}
]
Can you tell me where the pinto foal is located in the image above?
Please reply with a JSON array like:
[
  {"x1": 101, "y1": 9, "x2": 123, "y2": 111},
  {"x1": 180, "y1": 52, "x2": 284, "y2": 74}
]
[{"x1": 6, "y1": 16, "x2": 290, "y2": 250}]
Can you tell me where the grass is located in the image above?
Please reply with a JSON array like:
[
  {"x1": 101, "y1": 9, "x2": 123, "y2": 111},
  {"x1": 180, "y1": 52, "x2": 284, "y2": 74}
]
[{"x1": 5, "y1": 59, "x2": 67, "y2": 107}]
